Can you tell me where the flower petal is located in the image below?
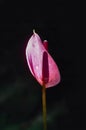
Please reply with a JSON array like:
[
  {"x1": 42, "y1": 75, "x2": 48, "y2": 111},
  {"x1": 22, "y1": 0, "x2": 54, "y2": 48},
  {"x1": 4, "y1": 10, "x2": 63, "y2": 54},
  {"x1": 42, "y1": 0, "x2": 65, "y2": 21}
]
[{"x1": 26, "y1": 32, "x2": 61, "y2": 88}]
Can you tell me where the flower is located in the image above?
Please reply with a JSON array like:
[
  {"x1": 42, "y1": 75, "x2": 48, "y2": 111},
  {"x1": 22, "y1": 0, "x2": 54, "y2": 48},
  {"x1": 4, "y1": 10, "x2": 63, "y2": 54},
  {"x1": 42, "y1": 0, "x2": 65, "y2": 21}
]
[{"x1": 26, "y1": 31, "x2": 61, "y2": 88}]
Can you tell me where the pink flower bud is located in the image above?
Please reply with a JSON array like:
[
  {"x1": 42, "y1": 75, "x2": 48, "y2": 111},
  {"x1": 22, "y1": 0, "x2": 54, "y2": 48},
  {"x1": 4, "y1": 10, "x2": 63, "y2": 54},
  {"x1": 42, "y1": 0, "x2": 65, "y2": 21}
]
[{"x1": 26, "y1": 31, "x2": 61, "y2": 88}]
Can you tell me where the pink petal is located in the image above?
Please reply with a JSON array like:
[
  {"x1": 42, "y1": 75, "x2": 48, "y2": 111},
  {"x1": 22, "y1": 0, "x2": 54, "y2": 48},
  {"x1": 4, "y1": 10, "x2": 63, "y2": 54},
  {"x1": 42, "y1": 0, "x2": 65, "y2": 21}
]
[{"x1": 26, "y1": 32, "x2": 61, "y2": 88}]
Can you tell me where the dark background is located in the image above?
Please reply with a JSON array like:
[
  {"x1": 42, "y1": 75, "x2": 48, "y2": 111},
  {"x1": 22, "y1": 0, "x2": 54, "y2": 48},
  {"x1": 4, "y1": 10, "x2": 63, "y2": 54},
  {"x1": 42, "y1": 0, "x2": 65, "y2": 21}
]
[{"x1": 0, "y1": 0, "x2": 83, "y2": 130}]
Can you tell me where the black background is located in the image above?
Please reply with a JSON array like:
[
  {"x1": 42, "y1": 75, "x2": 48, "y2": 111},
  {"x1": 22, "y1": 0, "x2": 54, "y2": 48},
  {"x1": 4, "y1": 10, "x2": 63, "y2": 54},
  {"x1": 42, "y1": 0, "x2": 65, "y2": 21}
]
[{"x1": 0, "y1": 0, "x2": 83, "y2": 130}]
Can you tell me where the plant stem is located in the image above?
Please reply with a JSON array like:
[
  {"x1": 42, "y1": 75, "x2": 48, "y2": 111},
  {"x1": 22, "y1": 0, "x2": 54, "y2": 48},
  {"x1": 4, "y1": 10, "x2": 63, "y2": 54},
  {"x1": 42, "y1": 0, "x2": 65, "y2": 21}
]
[{"x1": 42, "y1": 85, "x2": 47, "y2": 130}]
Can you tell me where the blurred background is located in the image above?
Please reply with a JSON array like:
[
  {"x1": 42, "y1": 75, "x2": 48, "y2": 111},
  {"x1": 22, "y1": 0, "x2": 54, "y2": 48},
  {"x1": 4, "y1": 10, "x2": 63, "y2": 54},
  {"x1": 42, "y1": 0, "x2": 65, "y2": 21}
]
[{"x1": 0, "y1": 0, "x2": 83, "y2": 130}]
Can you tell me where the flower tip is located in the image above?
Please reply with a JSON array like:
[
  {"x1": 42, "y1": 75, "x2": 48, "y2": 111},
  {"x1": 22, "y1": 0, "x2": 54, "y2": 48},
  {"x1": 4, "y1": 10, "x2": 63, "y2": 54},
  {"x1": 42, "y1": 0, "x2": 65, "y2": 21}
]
[
  {"x1": 43, "y1": 40, "x2": 48, "y2": 50},
  {"x1": 43, "y1": 40, "x2": 48, "y2": 42},
  {"x1": 33, "y1": 29, "x2": 35, "y2": 34}
]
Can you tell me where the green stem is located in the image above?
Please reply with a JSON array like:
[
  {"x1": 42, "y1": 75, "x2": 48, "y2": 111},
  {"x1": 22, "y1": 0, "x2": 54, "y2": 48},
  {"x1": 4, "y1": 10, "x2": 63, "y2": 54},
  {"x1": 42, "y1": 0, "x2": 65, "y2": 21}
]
[{"x1": 42, "y1": 85, "x2": 47, "y2": 130}]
